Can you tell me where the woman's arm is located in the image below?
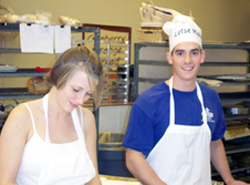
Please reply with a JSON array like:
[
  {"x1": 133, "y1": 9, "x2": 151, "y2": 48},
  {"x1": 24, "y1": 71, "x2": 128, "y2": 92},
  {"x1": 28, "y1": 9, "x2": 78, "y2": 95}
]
[
  {"x1": 0, "y1": 104, "x2": 31, "y2": 185},
  {"x1": 82, "y1": 108, "x2": 102, "y2": 185},
  {"x1": 126, "y1": 148, "x2": 166, "y2": 185}
]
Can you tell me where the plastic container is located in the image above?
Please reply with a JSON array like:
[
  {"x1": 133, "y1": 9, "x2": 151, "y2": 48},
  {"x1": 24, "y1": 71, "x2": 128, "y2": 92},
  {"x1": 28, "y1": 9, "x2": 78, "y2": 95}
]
[{"x1": 98, "y1": 132, "x2": 133, "y2": 177}]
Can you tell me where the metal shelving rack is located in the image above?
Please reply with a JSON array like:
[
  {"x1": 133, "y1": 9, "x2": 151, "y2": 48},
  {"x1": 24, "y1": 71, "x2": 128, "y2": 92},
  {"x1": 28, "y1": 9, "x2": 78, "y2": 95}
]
[
  {"x1": 0, "y1": 24, "x2": 101, "y2": 135},
  {"x1": 0, "y1": 23, "x2": 100, "y2": 100},
  {"x1": 72, "y1": 39, "x2": 130, "y2": 104},
  {"x1": 133, "y1": 41, "x2": 250, "y2": 180},
  {"x1": 101, "y1": 40, "x2": 130, "y2": 104},
  {"x1": 133, "y1": 41, "x2": 250, "y2": 102}
]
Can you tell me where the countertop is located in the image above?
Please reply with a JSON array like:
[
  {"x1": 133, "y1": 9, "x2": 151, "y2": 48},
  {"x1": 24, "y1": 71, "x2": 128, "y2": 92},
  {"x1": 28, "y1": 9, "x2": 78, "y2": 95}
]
[{"x1": 100, "y1": 175, "x2": 139, "y2": 185}]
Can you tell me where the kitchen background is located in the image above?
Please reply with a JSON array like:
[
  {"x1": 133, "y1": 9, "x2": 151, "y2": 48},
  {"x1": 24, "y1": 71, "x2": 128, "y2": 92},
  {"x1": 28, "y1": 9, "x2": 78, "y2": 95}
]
[
  {"x1": 1, "y1": 0, "x2": 250, "y2": 182},
  {"x1": 0, "y1": 0, "x2": 250, "y2": 133},
  {"x1": 2, "y1": 0, "x2": 250, "y2": 42}
]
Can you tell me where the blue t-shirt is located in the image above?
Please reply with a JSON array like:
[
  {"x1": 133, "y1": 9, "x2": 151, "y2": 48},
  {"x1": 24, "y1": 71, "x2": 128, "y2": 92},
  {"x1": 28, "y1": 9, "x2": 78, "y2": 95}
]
[{"x1": 122, "y1": 81, "x2": 226, "y2": 157}]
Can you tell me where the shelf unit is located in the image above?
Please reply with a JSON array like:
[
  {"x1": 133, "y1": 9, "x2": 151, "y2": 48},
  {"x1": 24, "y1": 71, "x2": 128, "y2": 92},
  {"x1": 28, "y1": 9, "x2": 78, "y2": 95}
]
[
  {"x1": 133, "y1": 41, "x2": 250, "y2": 181},
  {"x1": 133, "y1": 41, "x2": 250, "y2": 101},
  {"x1": 0, "y1": 23, "x2": 100, "y2": 101},
  {"x1": 0, "y1": 23, "x2": 101, "y2": 132}
]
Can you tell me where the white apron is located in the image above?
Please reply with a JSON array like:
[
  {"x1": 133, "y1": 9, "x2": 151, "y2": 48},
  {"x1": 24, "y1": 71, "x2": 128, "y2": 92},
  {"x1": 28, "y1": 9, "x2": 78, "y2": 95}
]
[
  {"x1": 38, "y1": 94, "x2": 96, "y2": 185},
  {"x1": 146, "y1": 77, "x2": 211, "y2": 185}
]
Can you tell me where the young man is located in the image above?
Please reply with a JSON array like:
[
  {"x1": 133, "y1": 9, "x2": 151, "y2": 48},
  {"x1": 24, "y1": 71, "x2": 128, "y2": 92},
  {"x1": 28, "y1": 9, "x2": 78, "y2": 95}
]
[{"x1": 122, "y1": 15, "x2": 249, "y2": 185}]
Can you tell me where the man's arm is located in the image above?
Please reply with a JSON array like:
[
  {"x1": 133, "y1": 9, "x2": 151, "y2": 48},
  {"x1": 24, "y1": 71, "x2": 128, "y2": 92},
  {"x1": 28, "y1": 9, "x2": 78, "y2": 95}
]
[
  {"x1": 125, "y1": 148, "x2": 166, "y2": 185},
  {"x1": 210, "y1": 139, "x2": 250, "y2": 185}
]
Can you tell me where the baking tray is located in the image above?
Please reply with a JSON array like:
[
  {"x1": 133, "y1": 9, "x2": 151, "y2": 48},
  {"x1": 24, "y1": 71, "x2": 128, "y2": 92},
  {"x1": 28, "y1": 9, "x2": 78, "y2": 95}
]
[
  {"x1": 0, "y1": 64, "x2": 18, "y2": 72},
  {"x1": 198, "y1": 74, "x2": 250, "y2": 83}
]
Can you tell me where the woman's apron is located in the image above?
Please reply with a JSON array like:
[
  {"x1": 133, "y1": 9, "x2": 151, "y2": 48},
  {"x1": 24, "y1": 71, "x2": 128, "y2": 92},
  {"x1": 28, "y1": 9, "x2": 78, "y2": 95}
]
[
  {"x1": 38, "y1": 94, "x2": 95, "y2": 185},
  {"x1": 146, "y1": 76, "x2": 211, "y2": 185}
]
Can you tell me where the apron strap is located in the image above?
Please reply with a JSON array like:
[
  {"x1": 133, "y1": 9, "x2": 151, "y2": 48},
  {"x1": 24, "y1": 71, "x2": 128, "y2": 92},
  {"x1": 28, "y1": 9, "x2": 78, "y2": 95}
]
[
  {"x1": 42, "y1": 94, "x2": 51, "y2": 143},
  {"x1": 169, "y1": 76, "x2": 175, "y2": 126},
  {"x1": 196, "y1": 81, "x2": 207, "y2": 125},
  {"x1": 71, "y1": 107, "x2": 85, "y2": 150},
  {"x1": 42, "y1": 94, "x2": 85, "y2": 148},
  {"x1": 23, "y1": 103, "x2": 38, "y2": 135},
  {"x1": 169, "y1": 76, "x2": 207, "y2": 126}
]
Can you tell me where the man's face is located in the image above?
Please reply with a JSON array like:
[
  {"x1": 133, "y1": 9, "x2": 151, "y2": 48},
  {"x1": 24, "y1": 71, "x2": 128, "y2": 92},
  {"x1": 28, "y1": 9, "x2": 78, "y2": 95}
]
[{"x1": 166, "y1": 42, "x2": 205, "y2": 86}]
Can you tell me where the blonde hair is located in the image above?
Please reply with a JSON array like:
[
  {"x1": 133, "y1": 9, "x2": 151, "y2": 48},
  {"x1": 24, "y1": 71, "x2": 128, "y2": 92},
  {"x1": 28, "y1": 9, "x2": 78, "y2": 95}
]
[{"x1": 44, "y1": 45, "x2": 103, "y2": 108}]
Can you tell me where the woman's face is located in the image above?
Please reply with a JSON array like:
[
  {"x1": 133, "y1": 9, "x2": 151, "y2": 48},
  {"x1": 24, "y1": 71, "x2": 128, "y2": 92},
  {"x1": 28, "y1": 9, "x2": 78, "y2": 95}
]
[{"x1": 58, "y1": 70, "x2": 97, "y2": 112}]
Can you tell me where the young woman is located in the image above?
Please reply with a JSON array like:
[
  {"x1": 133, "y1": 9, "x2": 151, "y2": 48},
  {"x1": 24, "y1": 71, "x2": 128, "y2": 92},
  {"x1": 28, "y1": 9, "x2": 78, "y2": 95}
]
[{"x1": 0, "y1": 45, "x2": 103, "y2": 185}]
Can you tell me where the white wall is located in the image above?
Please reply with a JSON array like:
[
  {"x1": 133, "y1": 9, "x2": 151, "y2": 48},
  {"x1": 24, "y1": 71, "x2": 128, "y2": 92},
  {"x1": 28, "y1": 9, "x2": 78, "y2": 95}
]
[
  {"x1": 2, "y1": 0, "x2": 250, "y2": 42},
  {"x1": 99, "y1": 105, "x2": 132, "y2": 134},
  {"x1": 87, "y1": 105, "x2": 132, "y2": 134}
]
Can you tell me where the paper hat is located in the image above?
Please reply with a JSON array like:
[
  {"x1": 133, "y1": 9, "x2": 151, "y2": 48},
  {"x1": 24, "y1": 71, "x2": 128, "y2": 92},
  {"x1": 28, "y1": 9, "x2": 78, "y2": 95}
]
[{"x1": 162, "y1": 15, "x2": 202, "y2": 52}]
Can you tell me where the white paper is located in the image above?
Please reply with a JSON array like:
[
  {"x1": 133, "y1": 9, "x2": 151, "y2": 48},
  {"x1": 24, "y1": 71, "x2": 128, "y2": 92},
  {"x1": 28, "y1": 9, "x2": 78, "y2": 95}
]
[
  {"x1": 55, "y1": 25, "x2": 71, "y2": 53},
  {"x1": 38, "y1": 25, "x2": 54, "y2": 53},
  {"x1": 20, "y1": 24, "x2": 38, "y2": 52},
  {"x1": 20, "y1": 23, "x2": 54, "y2": 53}
]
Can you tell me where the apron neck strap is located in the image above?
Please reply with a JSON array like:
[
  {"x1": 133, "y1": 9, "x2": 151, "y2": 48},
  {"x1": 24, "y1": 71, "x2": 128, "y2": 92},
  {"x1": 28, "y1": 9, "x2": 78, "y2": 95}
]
[
  {"x1": 43, "y1": 94, "x2": 50, "y2": 142},
  {"x1": 42, "y1": 94, "x2": 85, "y2": 145},
  {"x1": 169, "y1": 76, "x2": 207, "y2": 126}
]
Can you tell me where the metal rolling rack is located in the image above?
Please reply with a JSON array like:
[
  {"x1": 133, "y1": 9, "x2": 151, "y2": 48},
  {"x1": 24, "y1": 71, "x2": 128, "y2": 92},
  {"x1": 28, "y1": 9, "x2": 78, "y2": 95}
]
[
  {"x1": 72, "y1": 38, "x2": 130, "y2": 104},
  {"x1": 133, "y1": 41, "x2": 250, "y2": 181},
  {"x1": 101, "y1": 40, "x2": 130, "y2": 103}
]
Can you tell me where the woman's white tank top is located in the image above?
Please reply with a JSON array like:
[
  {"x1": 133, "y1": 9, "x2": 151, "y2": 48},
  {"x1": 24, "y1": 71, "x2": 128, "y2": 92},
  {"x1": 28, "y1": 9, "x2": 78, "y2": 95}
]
[{"x1": 16, "y1": 95, "x2": 95, "y2": 185}]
